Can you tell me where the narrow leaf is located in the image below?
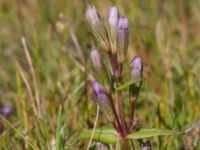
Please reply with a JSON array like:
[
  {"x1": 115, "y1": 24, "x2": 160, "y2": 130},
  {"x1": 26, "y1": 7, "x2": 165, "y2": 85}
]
[
  {"x1": 116, "y1": 79, "x2": 142, "y2": 90},
  {"x1": 80, "y1": 128, "x2": 119, "y2": 144},
  {"x1": 56, "y1": 105, "x2": 62, "y2": 150},
  {"x1": 128, "y1": 128, "x2": 181, "y2": 139}
]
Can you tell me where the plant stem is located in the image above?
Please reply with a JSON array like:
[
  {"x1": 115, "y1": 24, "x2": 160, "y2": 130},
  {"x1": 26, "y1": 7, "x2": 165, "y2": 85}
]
[
  {"x1": 108, "y1": 53, "x2": 118, "y2": 73},
  {"x1": 129, "y1": 100, "x2": 135, "y2": 132},
  {"x1": 121, "y1": 139, "x2": 130, "y2": 150},
  {"x1": 108, "y1": 94, "x2": 123, "y2": 135},
  {"x1": 115, "y1": 66, "x2": 127, "y2": 137},
  {"x1": 129, "y1": 81, "x2": 142, "y2": 132},
  {"x1": 117, "y1": 90, "x2": 126, "y2": 136}
]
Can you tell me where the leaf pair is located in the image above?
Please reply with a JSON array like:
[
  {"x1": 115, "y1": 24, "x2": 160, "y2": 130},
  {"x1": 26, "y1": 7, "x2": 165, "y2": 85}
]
[{"x1": 80, "y1": 127, "x2": 181, "y2": 144}]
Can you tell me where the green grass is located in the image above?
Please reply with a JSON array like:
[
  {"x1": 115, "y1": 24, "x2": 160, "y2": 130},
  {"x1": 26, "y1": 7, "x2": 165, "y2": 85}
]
[{"x1": 0, "y1": 0, "x2": 199, "y2": 149}]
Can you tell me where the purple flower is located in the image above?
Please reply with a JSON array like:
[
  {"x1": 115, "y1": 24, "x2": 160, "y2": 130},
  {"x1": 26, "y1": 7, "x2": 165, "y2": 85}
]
[
  {"x1": 90, "y1": 49, "x2": 109, "y2": 89},
  {"x1": 130, "y1": 56, "x2": 143, "y2": 80},
  {"x1": 86, "y1": 6, "x2": 110, "y2": 52},
  {"x1": 129, "y1": 56, "x2": 143, "y2": 103},
  {"x1": 118, "y1": 17, "x2": 129, "y2": 31},
  {"x1": 92, "y1": 81, "x2": 109, "y2": 104},
  {"x1": 90, "y1": 49, "x2": 102, "y2": 68},
  {"x1": 117, "y1": 16, "x2": 129, "y2": 64},
  {"x1": 1, "y1": 105, "x2": 12, "y2": 117},
  {"x1": 109, "y1": 6, "x2": 118, "y2": 54},
  {"x1": 109, "y1": 6, "x2": 118, "y2": 31},
  {"x1": 142, "y1": 140, "x2": 152, "y2": 150},
  {"x1": 92, "y1": 81, "x2": 114, "y2": 122},
  {"x1": 86, "y1": 6, "x2": 100, "y2": 28}
]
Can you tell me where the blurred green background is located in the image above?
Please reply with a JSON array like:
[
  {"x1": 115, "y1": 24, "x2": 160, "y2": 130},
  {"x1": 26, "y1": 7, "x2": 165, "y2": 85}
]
[{"x1": 0, "y1": 0, "x2": 199, "y2": 149}]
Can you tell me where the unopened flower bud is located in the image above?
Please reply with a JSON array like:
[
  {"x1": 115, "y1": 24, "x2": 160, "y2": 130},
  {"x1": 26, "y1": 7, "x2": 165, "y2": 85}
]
[
  {"x1": 90, "y1": 49, "x2": 110, "y2": 90},
  {"x1": 117, "y1": 16, "x2": 129, "y2": 64},
  {"x1": 130, "y1": 56, "x2": 143, "y2": 80},
  {"x1": 100, "y1": 41, "x2": 110, "y2": 52},
  {"x1": 92, "y1": 81, "x2": 114, "y2": 123},
  {"x1": 109, "y1": 6, "x2": 118, "y2": 54},
  {"x1": 92, "y1": 81, "x2": 107, "y2": 103},
  {"x1": 1, "y1": 105, "x2": 12, "y2": 117},
  {"x1": 142, "y1": 140, "x2": 152, "y2": 150},
  {"x1": 96, "y1": 142, "x2": 108, "y2": 150},
  {"x1": 91, "y1": 49, "x2": 102, "y2": 68},
  {"x1": 86, "y1": 6, "x2": 110, "y2": 53},
  {"x1": 109, "y1": 6, "x2": 118, "y2": 32},
  {"x1": 130, "y1": 56, "x2": 143, "y2": 102},
  {"x1": 86, "y1": 6, "x2": 100, "y2": 28}
]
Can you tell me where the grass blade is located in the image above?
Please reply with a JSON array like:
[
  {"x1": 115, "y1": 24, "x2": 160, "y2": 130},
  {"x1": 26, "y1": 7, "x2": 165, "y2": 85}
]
[{"x1": 56, "y1": 105, "x2": 62, "y2": 150}]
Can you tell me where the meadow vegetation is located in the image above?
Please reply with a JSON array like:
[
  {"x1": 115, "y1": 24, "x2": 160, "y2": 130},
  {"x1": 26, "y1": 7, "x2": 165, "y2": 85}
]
[{"x1": 0, "y1": 0, "x2": 199, "y2": 149}]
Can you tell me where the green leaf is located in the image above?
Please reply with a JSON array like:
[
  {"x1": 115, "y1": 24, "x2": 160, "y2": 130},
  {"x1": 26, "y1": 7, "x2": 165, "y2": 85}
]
[
  {"x1": 128, "y1": 128, "x2": 181, "y2": 139},
  {"x1": 116, "y1": 79, "x2": 142, "y2": 90},
  {"x1": 80, "y1": 128, "x2": 120, "y2": 144},
  {"x1": 56, "y1": 105, "x2": 62, "y2": 150}
]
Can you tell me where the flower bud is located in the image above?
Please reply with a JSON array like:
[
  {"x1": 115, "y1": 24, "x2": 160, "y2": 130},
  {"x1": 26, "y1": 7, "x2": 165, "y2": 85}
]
[
  {"x1": 86, "y1": 6, "x2": 100, "y2": 28},
  {"x1": 117, "y1": 16, "x2": 129, "y2": 64},
  {"x1": 100, "y1": 41, "x2": 110, "y2": 52},
  {"x1": 92, "y1": 81, "x2": 107, "y2": 103},
  {"x1": 86, "y1": 6, "x2": 110, "y2": 53},
  {"x1": 96, "y1": 142, "x2": 108, "y2": 150},
  {"x1": 129, "y1": 56, "x2": 143, "y2": 102},
  {"x1": 109, "y1": 6, "x2": 118, "y2": 32},
  {"x1": 130, "y1": 56, "x2": 143, "y2": 80},
  {"x1": 1, "y1": 105, "x2": 12, "y2": 117},
  {"x1": 92, "y1": 81, "x2": 114, "y2": 123},
  {"x1": 90, "y1": 49, "x2": 110, "y2": 90},
  {"x1": 90, "y1": 49, "x2": 102, "y2": 68},
  {"x1": 142, "y1": 140, "x2": 152, "y2": 150},
  {"x1": 109, "y1": 6, "x2": 118, "y2": 54}
]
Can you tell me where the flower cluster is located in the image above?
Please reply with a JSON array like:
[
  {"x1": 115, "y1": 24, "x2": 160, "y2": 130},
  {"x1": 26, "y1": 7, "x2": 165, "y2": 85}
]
[{"x1": 87, "y1": 5, "x2": 143, "y2": 138}]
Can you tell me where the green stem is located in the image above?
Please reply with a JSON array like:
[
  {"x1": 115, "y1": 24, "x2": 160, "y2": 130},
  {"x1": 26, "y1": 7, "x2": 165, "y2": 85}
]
[
  {"x1": 121, "y1": 139, "x2": 130, "y2": 150},
  {"x1": 115, "y1": 65, "x2": 127, "y2": 137},
  {"x1": 108, "y1": 94, "x2": 123, "y2": 135},
  {"x1": 129, "y1": 81, "x2": 142, "y2": 132},
  {"x1": 117, "y1": 90, "x2": 126, "y2": 136},
  {"x1": 129, "y1": 100, "x2": 135, "y2": 132}
]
